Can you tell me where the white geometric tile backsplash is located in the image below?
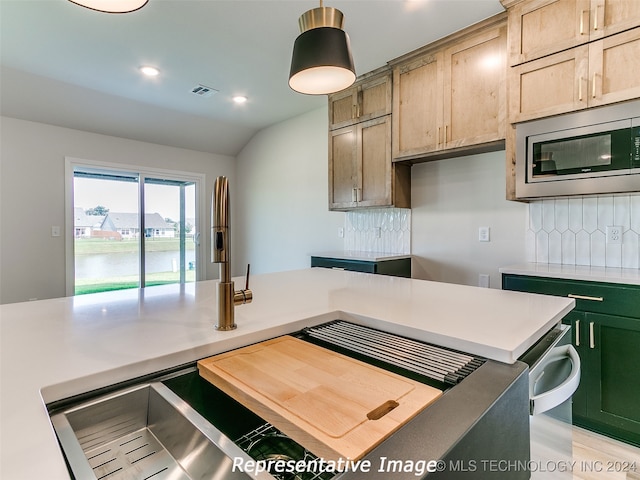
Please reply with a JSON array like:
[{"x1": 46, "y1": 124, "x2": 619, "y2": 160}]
[
  {"x1": 526, "y1": 194, "x2": 640, "y2": 269},
  {"x1": 344, "y1": 208, "x2": 411, "y2": 254}
]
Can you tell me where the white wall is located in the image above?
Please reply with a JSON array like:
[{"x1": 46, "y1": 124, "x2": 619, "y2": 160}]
[
  {"x1": 235, "y1": 107, "x2": 344, "y2": 274},
  {"x1": 411, "y1": 151, "x2": 528, "y2": 288},
  {"x1": 0, "y1": 116, "x2": 235, "y2": 304}
]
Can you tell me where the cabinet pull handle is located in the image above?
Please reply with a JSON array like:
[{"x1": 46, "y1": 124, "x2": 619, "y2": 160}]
[
  {"x1": 579, "y1": 10, "x2": 586, "y2": 35},
  {"x1": 575, "y1": 320, "x2": 580, "y2": 347},
  {"x1": 578, "y1": 77, "x2": 583, "y2": 101},
  {"x1": 352, "y1": 188, "x2": 357, "y2": 202},
  {"x1": 593, "y1": 5, "x2": 600, "y2": 31},
  {"x1": 568, "y1": 293, "x2": 603, "y2": 302},
  {"x1": 592, "y1": 73, "x2": 597, "y2": 98},
  {"x1": 589, "y1": 322, "x2": 595, "y2": 349},
  {"x1": 444, "y1": 125, "x2": 448, "y2": 144},
  {"x1": 356, "y1": 187, "x2": 362, "y2": 202}
]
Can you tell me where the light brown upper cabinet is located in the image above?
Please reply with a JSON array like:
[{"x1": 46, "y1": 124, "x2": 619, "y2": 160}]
[
  {"x1": 329, "y1": 116, "x2": 410, "y2": 211},
  {"x1": 510, "y1": 27, "x2": 640, "y2": 122},
  {"x1": 506, "y1": 0, "x2": 640, "y2": 66},
  {"x1": 392, "y1": 19, "x2": 507, "y2": 162},
  {"x1": 329, "y1": 72, "x2": 392, "y2": 130}
]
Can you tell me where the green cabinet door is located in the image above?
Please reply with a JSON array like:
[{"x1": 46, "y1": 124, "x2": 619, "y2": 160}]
[{"x1": 580, "y1": 312, "x2": 640, "y2": 446}]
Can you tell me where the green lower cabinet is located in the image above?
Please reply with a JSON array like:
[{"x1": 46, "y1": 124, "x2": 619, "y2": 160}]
[
  {"x1": 502, "y1": 273, "x2": 640, "y2": 447},
  {"x1": 574, "y1": 312, "x2": 640, "y2": 447}
]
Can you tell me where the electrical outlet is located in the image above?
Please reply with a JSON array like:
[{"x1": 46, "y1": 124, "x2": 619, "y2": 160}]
[
  {"x1": 606, "y1": 225, "x2": 623, "y2": 245},
  {"x1": 51, "y1": 226, "x2": 61, "y2": 237},
  {"x1": 478, "y1": 226, "x2": 490, "y2": 242},
  {"x1": 479, "y1": 274, "x2": 490, "y2": 288}
]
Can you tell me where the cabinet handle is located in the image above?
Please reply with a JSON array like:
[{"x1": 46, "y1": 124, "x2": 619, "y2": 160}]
[
  {"x1": 444, "y1": 125, "x2": 448, "y2": 144},
  {"x1": 568, "y1": 293, "x2": 603, "y2": 302},
  {"x1": 592, "y1": 73, "x2": 597, "y2": 98},
  {"x1": 593, "y1": 5, "x2": 600, "y2": 31},
  {"x1": 589, "y1": 322, "x2": 595, "y2": 349},
  {"x1": 437, "y1": 126, "x2": 441, "y2": 147},
  {"x1": 575, "y1": 320, "x2": 580, "y2": 347},
  {"x1": 356, "y1": 187, "x2": 362, "y2": 202},
  {"x1": 579, "y1": 10, "x2": 586, "y2": 35},
  {"x1": 352, "y1": 188, "x2": 357, "y2": 202},
  {"x1": 578, "y1": 76, "x2": 583, "y2": 101}
]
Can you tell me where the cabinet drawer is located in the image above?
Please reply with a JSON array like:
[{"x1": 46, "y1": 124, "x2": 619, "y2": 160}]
[{"x1": 502, "y1": 274, "x2": 640, "y2": 319}]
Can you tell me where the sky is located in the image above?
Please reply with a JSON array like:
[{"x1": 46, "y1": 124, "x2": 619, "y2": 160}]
[{"x1": 74, "y1": 177, "x2": 196, "y2": 222}]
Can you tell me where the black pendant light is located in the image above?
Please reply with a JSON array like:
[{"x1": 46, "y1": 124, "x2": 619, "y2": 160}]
[
  {"x1": 289, "y1": 1, "x2": 356, "y2": 95},
  {"x1": 68, "y1": 0, "x2": 148, "y2": 13}
]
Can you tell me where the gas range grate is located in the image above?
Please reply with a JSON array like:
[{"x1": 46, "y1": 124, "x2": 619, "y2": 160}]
[{"x1": 303, "y1": 320, "x2": 485, "y2": 385}]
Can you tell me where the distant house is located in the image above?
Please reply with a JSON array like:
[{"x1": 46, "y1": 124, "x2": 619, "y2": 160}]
[
  {"x1": 101, "y1": 212, "x2": 175, "y2": 239},
  {"x1": 74, "y1": 209, "x2": 109, "y2": 238}
]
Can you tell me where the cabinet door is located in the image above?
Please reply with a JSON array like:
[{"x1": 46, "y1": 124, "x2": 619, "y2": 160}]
[
  {"x1": 358, "y1": 116, "x2": 392, "y2": 208},
  {"x1": 358, "y1": 73, "x2": 392, "y2": 123},
  {"x1": 584, "y1": 312, "x2": 640, "y2": 443},
  {"x1": 588, "y1": 27, "x2": 640, "y2": 107},
  {"x1": 329, "y1": 125, "x2": 358, "y2": 210},
  {"x1": 329, "y1": 88, "x2": 358, "y2": 130},
  {"x1": 509, "y1": 45, "x2": 589, "y2": 123},
  {"x1": 508, "y1": 0, "x2": 591, "y2": 66},
  {"x1": 589, "y1": 0, "x2": 640, "y2": 40},
  {"x1": 392, "y1": 52, "x2": 444, "y2": 159},
  {"x1": 444, "y1": 24, "x2": 506, "y2": 149}
]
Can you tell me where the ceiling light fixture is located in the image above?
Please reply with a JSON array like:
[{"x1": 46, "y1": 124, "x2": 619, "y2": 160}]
[
  {"x1": 288, "y1": 1, "x2": 356, "y2": 95},
  {"x1": 232, "y1": 96, "x2": 248, "y2": 104},
  {"x1": 139, "y1": 65, "x2": 160, "y2": 77},
  {"x1": 68, "y1": 0, "x2": 148, "y2": 13}
]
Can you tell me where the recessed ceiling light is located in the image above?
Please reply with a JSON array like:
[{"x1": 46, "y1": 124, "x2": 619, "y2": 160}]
[
  {"x1": 232, "y1": 96, "x2": 248, "y2": 104},
  {"x1": 139, "y1": 66, "x2": 160, "y2": 77}
]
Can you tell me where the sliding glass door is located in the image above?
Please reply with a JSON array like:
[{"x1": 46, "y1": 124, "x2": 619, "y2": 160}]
[
  {"x1": 143, "y1": 178, "x2": 196, "y2": 287},
  {"x1": 71, "y1": 163, "x2": 201, "y2": 295}
]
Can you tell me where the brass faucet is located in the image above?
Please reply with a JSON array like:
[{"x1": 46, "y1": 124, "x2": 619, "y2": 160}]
[{"x1": 211, "y1": 176, "x2": 252, "y2": 330}]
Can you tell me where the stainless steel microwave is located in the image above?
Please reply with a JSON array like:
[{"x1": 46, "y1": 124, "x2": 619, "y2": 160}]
[{"x1": 516, "y1": 100, "x2": 640, "y2": 199}]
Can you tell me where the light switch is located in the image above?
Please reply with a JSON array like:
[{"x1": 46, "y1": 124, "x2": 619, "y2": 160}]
[
  {"x1": 478, "y1": 226, "x2": 490, "y2": 242},
  {"x1": 51, "y1": 226, "x2": 61, "y2": 237}
]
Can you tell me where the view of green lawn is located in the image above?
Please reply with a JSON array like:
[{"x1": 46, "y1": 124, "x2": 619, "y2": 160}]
[{"x1": 74, "y1": 237, "x2": 194, "y2": 255}]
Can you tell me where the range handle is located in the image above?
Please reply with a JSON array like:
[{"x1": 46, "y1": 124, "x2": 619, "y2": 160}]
[{"x1": 529, "y1": 345, "x2": 581, "y2": 416}]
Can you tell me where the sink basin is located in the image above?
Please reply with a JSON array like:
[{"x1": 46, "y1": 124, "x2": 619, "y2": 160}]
[{"x1": 49, "y1": 380, "x2": 255, "y2": 480}]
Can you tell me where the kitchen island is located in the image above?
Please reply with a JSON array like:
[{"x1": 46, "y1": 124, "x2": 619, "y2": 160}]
[{"x1": 0, "y1": 268, "x2": 574, "y2": 479}]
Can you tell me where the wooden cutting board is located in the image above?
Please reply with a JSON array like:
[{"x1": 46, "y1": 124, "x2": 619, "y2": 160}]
[{"x1": 197, "y1": 335, "x2": 442, "y2": 461}]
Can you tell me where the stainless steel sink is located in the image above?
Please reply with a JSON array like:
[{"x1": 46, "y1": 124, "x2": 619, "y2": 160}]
[{"x1": 50, "y1": 380, "x2": 256, "y2": 480}]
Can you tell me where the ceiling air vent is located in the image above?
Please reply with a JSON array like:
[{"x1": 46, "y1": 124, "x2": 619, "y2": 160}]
[{"x1": 190, "y1": 84, "x2": 218, "y2": 98}]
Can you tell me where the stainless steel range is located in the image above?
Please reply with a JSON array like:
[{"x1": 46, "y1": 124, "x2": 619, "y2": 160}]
[{"x1": 48, "y1": 320, "x2": 531, "y2": 480}]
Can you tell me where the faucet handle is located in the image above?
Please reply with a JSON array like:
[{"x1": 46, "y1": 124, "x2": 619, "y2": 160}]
[{"x1": 234, "y1": 264, "x2": 253, "y2": 306}]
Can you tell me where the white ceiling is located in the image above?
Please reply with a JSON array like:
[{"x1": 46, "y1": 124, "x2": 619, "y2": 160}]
[{"x1": 0, "y1": 0, "x2": 504, "y2": 156}]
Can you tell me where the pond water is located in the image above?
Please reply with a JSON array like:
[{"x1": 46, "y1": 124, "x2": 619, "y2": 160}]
[{"x1": 75, "y1": 250, "x2": 196, "y2": 279}]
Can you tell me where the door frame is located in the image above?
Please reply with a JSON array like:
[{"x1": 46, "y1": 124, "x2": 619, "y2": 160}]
[{"x1": 64, "y1": 157, "x2": 206, "y2": 296}]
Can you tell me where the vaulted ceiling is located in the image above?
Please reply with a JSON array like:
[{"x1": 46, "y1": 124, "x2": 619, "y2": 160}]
[{"x1": 0, "y1": 0, "x2": 504, "y2": 155}]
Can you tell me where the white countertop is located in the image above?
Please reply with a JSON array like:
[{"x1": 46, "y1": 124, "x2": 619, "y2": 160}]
[
  {"x1": 500, "y1": 262, "x2": 640, "y2": 286},
  {"x1": 310, "y1": 251, "x2": 411, "y2": 262},
  {"x1": 0, "y1": 268, "x2": 573, "y2": 479}
]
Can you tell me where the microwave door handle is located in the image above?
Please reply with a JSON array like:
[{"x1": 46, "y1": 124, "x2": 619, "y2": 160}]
[{"x1": 529, "y1": 345, "x2": 581, "y2": 415}]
